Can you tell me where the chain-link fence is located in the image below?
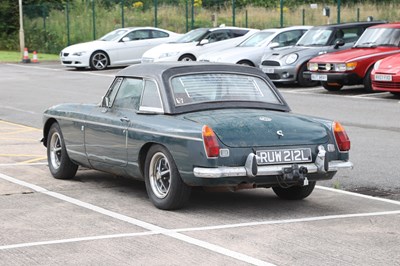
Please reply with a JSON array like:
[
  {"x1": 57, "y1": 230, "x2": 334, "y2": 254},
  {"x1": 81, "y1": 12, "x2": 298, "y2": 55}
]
[{"x1": 4, "y1": 0, "x2": 397, "y2": 54}]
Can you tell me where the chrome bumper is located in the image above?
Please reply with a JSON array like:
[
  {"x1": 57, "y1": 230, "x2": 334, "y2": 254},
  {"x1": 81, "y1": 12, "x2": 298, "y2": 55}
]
[{"x1": 193, "y1": 160, "x2": 353, "y2": 178}]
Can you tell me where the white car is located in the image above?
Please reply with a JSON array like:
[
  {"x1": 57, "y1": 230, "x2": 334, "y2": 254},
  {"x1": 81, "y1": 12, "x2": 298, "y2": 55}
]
[
  {"x1": 141, "y1": 26, "x2": 259, "y2": 63},
  {"x1": 60, "y1": 27, "x2": 182, "y2": 70},
  {"x1": 197, "y1": 26, "x2": 311, "y2": 66}
]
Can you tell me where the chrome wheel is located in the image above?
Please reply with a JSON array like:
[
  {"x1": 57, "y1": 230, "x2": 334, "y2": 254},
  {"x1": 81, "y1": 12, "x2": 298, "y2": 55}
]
[
  {"x1": 90, "y1": 52, "x2": 108, "y2": 70},
  {"x1": 149, "y1": 152, "x2": 171, "y2": 199},
  {"x1": 49, "y1": 131, "x2": 62, "y2": 170}
]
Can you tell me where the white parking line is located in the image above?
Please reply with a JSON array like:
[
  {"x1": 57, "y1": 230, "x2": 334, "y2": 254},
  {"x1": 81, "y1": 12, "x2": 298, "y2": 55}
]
[{"x1": 0, "y1": 172, "x2": 273, "y2": 266}]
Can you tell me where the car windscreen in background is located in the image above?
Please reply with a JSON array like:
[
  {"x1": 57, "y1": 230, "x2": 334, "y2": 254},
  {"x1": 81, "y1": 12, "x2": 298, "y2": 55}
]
[{"x1": 171, "y1": 73, "x2": 281, "y2": 106}]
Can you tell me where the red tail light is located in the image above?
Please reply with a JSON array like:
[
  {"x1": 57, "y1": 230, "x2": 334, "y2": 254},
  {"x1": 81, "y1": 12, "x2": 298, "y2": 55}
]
[
  {"x1": 333, "y1": 121, "x2": 350, "y2": 151},
  {"x1": 202, "y1": 125, "x2": 220, "y2": 158}
]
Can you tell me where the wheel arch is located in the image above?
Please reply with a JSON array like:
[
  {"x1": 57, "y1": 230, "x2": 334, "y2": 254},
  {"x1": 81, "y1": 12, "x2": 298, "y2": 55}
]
[
  {"x1": 91, "y1": 50, "x2": 111, "y2": 65},
  {"x1": 236, "y1": 60, "x2": 255, "y2": 67},
  {"x1": 178, "y1": 53, "x2": 196, "y2": 61},
  {"x1": 42, "y1": 118, "x2": 58, "y2": 147}
]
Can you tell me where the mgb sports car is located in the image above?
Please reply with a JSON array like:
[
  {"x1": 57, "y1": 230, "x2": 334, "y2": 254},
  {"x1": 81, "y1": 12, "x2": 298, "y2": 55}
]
[{"x1": 42, "y1": 62, "x2": 353, "y2": 210}]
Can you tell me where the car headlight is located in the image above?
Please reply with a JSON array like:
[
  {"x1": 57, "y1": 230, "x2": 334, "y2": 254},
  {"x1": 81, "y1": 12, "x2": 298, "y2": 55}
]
[
  {"x1": 159, "y1": 51, "x2": 180, "y2": 59},
  {"x1": 308, "y1": 62, "x2": 318, "y2": 71},
  {"x1": 374, "y1": 59, "x2": 382, "y2": 70},
  {"x1": 334, "y1": 62, "x2": 357, "y2": 72},
  {"x1": 72, "y1": 51, "x2": 87, "y2": 56},
  {"x1": 285, "y1": 53, "x2": 298, "y2": 65}
]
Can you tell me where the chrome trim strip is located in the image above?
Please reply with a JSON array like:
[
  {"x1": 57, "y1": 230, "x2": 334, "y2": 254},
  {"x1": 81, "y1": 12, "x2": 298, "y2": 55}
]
[
  {"x1": 44, "y1": 114, "x2": 203, "y2": 142},
  {"x1": 193, "y1": 161, "x2": 353, "y2": 178}
]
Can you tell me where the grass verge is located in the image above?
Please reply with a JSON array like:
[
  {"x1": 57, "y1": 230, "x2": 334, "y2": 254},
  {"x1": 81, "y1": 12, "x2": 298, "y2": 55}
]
[{"x1": 0, "y1": 50, "x2": 59, "y2": 63}]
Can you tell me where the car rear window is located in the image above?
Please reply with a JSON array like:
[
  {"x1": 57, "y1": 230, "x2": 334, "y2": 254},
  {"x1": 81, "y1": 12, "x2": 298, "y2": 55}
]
[{"x1": 171, "y1": 73, "x2": 281, "y2": 106}]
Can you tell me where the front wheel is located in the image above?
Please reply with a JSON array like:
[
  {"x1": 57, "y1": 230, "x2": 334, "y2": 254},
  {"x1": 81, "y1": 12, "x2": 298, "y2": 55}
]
[
  {"x1": 272, "y1": 181, "x2": 316, "y2": 200},
  {"x1": 90, "y1": 51, "x2": 109, "y2": 70},
  {"x1": 144, "y1": 145, "x2": 191, "y2": 210},
  {"x1": 47, "y1": 123, "x2": 78, "y2": 179},
  {"x1": 363, "y1": 67, "x2": 374, "y2": 92},
  {"x1": 178, "y1": 54, "x2": 196, "y2": 61},
  {"x1": 297, "y1": 64, "x2": 319, "y2": 87},
  {"x1": 322, "y1": 82, "x2": 343, "y2": 91}
]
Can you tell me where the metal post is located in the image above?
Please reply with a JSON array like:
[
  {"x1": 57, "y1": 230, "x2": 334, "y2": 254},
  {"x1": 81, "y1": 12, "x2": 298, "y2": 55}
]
[
  {"x1": 191, "y1": 0, "x2": 194, "y2": 29},
  {"x1": 18, "y1": 0, "x2": 25, "y2": 56},
  {"x1": 154, "y1": 0, "x2": 158, "y2": 27},
  {"x1": 337, "y1": 0, "x2": 341, "y2": 24},
  {"x1": 302, "y1": 9, "x2": 305, "y2": 25},
  {"x1": 185, "y1": 0, "x2": 188, "y2": 32},
  {"x1": 42, "y1": 5, "x2": 47, "y2": 43},
  {"x1": 245, "y1": 9, "x2": 248, "y2": 28},
  {"x1": 357, "y1": 8, "x2": 360, "y2": 22},
  {"x1": 232, "y1": 0, "x2": 235, "y2": 26},
  {"x1": 121, "y1": 0, "x2": 125, "y2": 28},
  {"x1": 66, "y1": 0, "x2": 70, "y2": 46},
  {"x1": 280, "y1": 0, "x2": 283, "y2": 28},
  {"x1": 92, "y1": 0, "x2": 96, "y2": 40}
]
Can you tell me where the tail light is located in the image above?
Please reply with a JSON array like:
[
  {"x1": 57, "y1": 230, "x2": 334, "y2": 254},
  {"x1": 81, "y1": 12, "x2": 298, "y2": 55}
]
[
  {"x1": 333, "y1": 121, "x2": 350, "y2": 151},
  {"x1": 202, "y1": 125, "x2": 220, "y2": 158}
]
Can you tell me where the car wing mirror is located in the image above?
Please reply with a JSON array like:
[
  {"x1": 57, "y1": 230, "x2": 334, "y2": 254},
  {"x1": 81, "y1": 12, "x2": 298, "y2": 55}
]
[
  {"x1": 198, "y1": 39, "x2": 209, "y2": 46},
  {"x1": 334, "y1": 39, "x2": 345, "y2": 49},
  {"x1": 269, "y1": 42, "x2": 280, "y2": 49},
  {"x1": 100, "y1": 96, "x2": 110, "y2": 107},
  {"x1": 121, "y1": 37, "x2": 130, "y2": 42}
]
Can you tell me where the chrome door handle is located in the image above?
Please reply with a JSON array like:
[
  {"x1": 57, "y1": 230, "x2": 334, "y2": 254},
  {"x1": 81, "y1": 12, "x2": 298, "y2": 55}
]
[{"x1": 120, "y1": 117, "x2": 130, "y2": 122}]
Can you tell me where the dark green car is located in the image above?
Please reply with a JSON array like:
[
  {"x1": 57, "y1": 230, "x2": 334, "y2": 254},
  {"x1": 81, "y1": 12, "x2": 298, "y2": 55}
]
[{"x1": 42, "y1": 62, "x2": 353, "y2": 210}]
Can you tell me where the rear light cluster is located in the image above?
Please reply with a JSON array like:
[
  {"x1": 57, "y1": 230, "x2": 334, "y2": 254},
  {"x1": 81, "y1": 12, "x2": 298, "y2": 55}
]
[
  {"x1": 202, "y1": 125, "x2": 220, "y2": 158},
  {"x1": 333, "y1": 121, "x2": 350, "y2": 151}
]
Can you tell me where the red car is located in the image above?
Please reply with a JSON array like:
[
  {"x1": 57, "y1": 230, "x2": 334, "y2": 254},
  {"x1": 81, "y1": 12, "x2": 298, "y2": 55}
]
[
  {"x1": 371, "y1": 53, "x2": 400, "y2": 95},
  {"x1": 305, "y1": 23, "x2": 400, "y2": 92}
]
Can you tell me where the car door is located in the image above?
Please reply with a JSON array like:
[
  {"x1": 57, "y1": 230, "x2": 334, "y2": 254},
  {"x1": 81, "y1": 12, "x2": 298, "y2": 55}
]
[
  {"x1": 84, "y1": 77, "x2": 143, "y2": 171},
  {"x1": 112, "y1": 29, "x2": 153, "y2": 65}
]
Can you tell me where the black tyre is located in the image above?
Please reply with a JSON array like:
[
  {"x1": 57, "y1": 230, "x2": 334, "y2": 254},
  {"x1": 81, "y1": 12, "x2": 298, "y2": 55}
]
[
  {"x1": 90, "y1": 51, "x2": 109, "y2": 70},
  {"x1": 237, "y1": 60, "x2": 255, "y2": 67},
  {"x1": 178, "y1": 54, "x2": 196, "y2": 61},
  {"x1": 272, "y1": 181, "x2": 316, "y2": 200},
  {"x1": 363, "y1": 67, "x2": 374, "y2": 92},
  {"x1": 144, "y1": 145, "x2": 191, "y2": 210},
  {"x1": 47, "y1": 123, "x2": 78, "y2": 179},
  {"x1": 322, "y1": 82, "x2": 343, "y2": 91},
  {"x1": 297, "y1": 63, "x2": 319, "y2": 87}
]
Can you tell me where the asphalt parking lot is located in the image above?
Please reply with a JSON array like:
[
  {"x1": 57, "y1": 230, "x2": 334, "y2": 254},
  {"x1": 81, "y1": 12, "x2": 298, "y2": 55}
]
[{"x1": 1, "y1": 111, "x2": 400, "y2": 265}]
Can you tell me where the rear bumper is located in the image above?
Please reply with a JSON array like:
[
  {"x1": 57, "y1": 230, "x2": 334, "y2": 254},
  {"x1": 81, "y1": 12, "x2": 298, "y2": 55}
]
[{"x1": 194, "y1": 160, "x2": 353, "y2": 178}]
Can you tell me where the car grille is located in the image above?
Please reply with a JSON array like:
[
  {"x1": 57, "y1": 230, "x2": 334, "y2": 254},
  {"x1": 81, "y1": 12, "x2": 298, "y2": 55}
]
[
  {"x1": 261, "y1": 60, "x2": 280, "y2": 66},
  {"x1": 315, "y1": 63, "x2": 334, "y2": 71},
  {"x1": 372, "y1": 80, "x2": 400, "y2": 89},
  {"x1": 266, "y1": 73, "x2": 281, "y2": 80}
]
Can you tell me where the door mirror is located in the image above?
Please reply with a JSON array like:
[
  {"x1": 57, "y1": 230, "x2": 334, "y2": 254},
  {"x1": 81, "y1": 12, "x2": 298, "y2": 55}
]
[
  {"x1": 269, "y1": 42, "x2": 280, "y2": 49},
  {"x1": 101, "y1": 96, "x2": 110, "y2": 107},
  {"x1": 198, "y1": 39, "x2": 209, "y2": 46},
  {"x1": 334, "y1": 39, "x2": 345, "y2": 49},
  {"x1": 122, "y1": 37, "x2": 130, "y2": 42}
]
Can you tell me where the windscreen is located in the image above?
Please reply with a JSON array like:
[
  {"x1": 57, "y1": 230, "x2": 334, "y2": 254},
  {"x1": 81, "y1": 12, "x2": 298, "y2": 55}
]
[
  {"x1": 100, "y1": 29, "x2": 129, "y2": 41},
  {"x1": 296, "y1": 29, "x2": 333, "y2": 46},
  {"x1": 171, "y1": 73, "x2": 281, "y2": 106},
  {"x1": 238, "y1": 31, "x2": 275, "y2": 47},
  {"x1": 354, "y1": 28, "x2": 400, "y2": 47},
  {"x1": 175, "y1": 28, "x2": 209, "y2": 43}
]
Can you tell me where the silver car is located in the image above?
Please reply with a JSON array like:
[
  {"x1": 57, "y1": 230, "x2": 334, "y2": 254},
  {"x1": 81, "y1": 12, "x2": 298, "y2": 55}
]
[
  {"x1": 198, "y1": 26, "x2": 311, "y2": 66},
  {"x1": 259, "y1": 21, "x2": 385, "y2": 87}
]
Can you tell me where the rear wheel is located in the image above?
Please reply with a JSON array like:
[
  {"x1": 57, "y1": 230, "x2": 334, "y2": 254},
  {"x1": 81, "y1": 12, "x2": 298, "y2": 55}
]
[
  {"x1": 322, "y1": 82, "x2": 343, "y2": 91},
  {"x1": 178, "y1": 54, "x2": 196, "y2": 61},
  {"x1": 47, "y1": 123, "x2": 78, "y2": 179},
  {"x1": 90, "y1": 51, "x2": 109, "y2": 70},
  {"x1": 297, "y1": 64, "x2": 319, "y2": 87},
  {"x1": 144, "y1": 145, "x2": 191, "y2": 210},
  {"x1": 272, "y1": 181, "x2": 316, "y2": 200}
]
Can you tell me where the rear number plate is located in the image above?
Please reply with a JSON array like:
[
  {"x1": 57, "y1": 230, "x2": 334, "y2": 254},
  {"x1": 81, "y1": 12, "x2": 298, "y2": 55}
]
[
  {"x1": 256, "y1": 148, "x2": 312, "y2": 165},
  {"x1": 311, "y1": 74, "x2": 327, "y2": 81},
  {"x1": 374, "y1": 74, "x2": 392, "y2": 81}
]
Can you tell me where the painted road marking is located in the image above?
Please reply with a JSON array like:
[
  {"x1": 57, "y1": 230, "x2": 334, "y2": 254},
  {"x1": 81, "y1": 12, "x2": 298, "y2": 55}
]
[{"x1": 0, "y1": 172, "x2": 273, "y2": 266}]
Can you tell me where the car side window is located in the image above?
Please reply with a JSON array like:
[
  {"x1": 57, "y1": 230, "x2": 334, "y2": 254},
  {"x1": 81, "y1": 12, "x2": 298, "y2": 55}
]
[
  {"x1": 139, "y1": 79, "x2": 163, "y2": 112},
  {"x1": 126, "y1": 30, "x2": 150, "y2": 41},
  {"x1": 151, "y1": 30, "x2": 169, "y2": 38},
  {"x1": 272, "y1": 31, "x2": 304, "y2": 47},
  {"x1": 104, "y1": 77, "x2": 123, "y2": 107},
  {"x1": 206, "y1": 30, "x2": 230, "y2": 43},
  {"x1": 113, "y1": 78, "x2": 143, "y2": 110}
]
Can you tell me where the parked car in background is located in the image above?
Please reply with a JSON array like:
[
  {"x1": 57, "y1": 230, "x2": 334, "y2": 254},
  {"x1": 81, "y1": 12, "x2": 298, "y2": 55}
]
[
  {"x1": 305, "y1": 23, "x2": 400, "y2": 92},
  {"x1": 59, "y1": 27, "x2": 182, "y2": 70},
  {"x1": 197, "y1": 26, "x2": 311, "y2": 66},
  {"x1": 371, "y1": 53, "x2": 400, "y2": 95},
  {"x1": 41, "y1": 62, "x2": 352, "y2": 210},
  {"x1": 259, "y1": 21, "x2": 385, "y2": 87},
  {"x1": 141, "y1": 26, "x2": 258, "y2": 63}
]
